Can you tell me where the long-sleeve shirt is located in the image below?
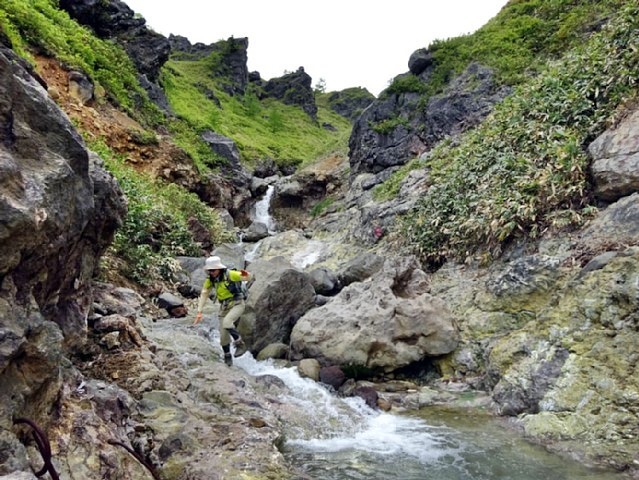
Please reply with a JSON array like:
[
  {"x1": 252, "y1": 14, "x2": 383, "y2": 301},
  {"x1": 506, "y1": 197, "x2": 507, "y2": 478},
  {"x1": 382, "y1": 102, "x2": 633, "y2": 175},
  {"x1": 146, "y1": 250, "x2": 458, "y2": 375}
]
[{"x1": 197, "y1": 269, "x2": 252, "y2": 313}]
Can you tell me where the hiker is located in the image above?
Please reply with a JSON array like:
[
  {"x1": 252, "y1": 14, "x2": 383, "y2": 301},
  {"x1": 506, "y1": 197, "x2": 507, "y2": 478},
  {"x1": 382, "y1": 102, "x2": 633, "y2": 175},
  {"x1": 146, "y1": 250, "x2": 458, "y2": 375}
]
[{"x1": 193, "y1": 256, "x2": 252, "y2": 366}]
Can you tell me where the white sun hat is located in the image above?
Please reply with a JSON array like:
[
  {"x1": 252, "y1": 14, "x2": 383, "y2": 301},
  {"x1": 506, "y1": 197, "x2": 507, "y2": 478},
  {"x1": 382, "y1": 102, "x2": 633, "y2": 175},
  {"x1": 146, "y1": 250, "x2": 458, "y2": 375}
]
[{"x1": 204, "y1": 256, "x2": 226, "y2": 270}]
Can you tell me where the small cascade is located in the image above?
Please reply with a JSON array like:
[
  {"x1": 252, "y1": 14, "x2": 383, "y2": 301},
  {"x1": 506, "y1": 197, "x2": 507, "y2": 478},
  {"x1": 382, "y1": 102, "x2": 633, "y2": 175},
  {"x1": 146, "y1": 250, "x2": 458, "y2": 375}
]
[
  {"x1": 290, "y1": 239, "x2": 326, "y2": 269},
  {"x1": 254, "y1": 185, "x2": 276, "y2": 234}
]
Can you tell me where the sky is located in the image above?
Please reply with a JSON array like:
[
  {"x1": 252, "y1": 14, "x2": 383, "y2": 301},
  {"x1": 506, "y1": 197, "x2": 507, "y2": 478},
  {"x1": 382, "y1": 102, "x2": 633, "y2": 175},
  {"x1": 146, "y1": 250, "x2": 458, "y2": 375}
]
[{"x1": 124, "y1": 0, "x2": 509, "y2": 97}]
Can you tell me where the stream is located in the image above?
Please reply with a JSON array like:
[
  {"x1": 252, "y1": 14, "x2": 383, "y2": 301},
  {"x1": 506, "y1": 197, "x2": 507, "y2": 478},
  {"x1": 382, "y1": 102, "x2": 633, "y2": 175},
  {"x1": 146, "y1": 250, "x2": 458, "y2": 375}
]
[
  {"x1": 235, "y1": 355, "x2": 623, "y2": 480},
  {"x1": 236, "y1": 187, "x2": 626, "y2": 479}
]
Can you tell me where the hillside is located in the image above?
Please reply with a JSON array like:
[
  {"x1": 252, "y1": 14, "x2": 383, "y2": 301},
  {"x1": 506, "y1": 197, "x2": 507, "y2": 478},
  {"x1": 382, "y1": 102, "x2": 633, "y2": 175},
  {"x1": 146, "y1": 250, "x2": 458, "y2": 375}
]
[
  {"x1": 2, "y1": 0, "x2": 639, "y2": 478},
  {"x1": 0, "y1": 0, "x2": 353, "y2": 287}
]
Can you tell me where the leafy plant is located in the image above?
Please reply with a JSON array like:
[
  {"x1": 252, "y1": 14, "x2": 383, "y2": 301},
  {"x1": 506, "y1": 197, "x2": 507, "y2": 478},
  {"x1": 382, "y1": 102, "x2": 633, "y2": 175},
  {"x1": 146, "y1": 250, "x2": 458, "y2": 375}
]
[
  {"x1": 90, "y1": 139, "x2": 234, "y2": 284},
  {"x1": 373, "y1": 158, "x2": 424, "y2": 201},
  {"x1": 370, "y1": 117, "x2": 409, "y2": 135},
  {"x1": 309, "y1": 198, "x2": 335, "y2": 218},
  {"x1": 384, "y1": 0, "x2": 628, "y2": 102},
  {"x1": 385, "y1": 75, "x2": 427, "y2": 95}
]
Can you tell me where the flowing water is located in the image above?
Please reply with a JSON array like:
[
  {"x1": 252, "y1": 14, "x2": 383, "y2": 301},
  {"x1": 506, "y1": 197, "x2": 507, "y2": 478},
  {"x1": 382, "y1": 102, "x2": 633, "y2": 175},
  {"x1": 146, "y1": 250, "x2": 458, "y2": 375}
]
[
  {"x1": 238, "y1": 190, "x2": 625, "y2": 479},
  {"x1": 254, "y1": 184, "x2": 277, "y2": 234},
  {"x1": 236, "y1": 355, "x2": 624, "y2": 480}
]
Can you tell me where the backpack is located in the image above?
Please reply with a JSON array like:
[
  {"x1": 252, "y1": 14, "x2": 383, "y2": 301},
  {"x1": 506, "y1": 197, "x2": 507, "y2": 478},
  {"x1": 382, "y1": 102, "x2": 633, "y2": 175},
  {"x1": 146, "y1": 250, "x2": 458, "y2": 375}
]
[{"x1": 224, "y1": 270, "x2": 249, "y2": 300}]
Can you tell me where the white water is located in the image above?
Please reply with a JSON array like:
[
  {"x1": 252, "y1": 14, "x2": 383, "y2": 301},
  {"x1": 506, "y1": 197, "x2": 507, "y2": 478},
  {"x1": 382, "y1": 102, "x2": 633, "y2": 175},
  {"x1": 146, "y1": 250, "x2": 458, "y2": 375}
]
[
  {"x1": 254, "y1": 185, "x2": 276, "y2": 234},
  {"x1": 237, "y1": 354, "x2": 458, "y2": 460},
  {"x1": 235, "y1": 183, "x2": 623, "y2": 480},
  {"x1": 290, "y1": 239, "x2": 327, "y2": 269},
  {"x1": 234, "y1": 351, "x2": 622, "y2": 480}
]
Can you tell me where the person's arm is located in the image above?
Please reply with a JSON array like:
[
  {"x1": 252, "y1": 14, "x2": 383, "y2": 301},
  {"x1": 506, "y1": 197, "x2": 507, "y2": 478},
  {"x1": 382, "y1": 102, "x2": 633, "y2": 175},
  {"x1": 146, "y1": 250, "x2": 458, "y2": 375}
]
[
  {"x1": 193, "y1": 280, "x2": 213, "y2": 325},
  {"x1": 229, "y1": 269, "x2": 252, "y2": 282},
  {"x1": 239, "y1": 269, "x2": 252, "y2": 282}
]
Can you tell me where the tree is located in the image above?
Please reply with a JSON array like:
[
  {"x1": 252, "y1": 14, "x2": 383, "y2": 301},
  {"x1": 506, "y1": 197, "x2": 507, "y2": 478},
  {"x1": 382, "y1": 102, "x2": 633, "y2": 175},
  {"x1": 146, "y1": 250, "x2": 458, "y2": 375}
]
[{"x1": 314, "y1": 78, "x2": 326, "y2": 93}]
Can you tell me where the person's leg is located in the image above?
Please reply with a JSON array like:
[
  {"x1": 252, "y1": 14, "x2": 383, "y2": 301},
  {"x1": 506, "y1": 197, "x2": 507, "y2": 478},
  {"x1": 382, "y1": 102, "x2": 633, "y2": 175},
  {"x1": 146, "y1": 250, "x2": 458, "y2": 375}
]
[
  {"x1": 218, "y1": 305, "x2": 233, "y2": 365},
  {"x1": 221, "y1": 344, "x2": 233, "y2": 366},
  {"x1": 221, "y1": 301, "x2": 247, "y2": 357}
]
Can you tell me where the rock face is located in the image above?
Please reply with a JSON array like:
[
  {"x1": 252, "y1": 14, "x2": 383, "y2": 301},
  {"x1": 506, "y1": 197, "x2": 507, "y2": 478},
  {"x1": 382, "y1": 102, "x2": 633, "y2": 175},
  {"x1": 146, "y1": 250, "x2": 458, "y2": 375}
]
[
  {"x1": 348, "y1": 62, "x2": 510, "y2": 178},
  {"x1": 0, "y1": 46, "x2": 126, "y2": 342},
  {"x1": 589, "y1": 108, "x2": 639, "y2": 202},
  {"x1": 264, "y1": 67, "x2": 318, "y2": 120},
  {"x1": 171, "y1": 36, "x2": 251, "y2": 97},
  {"x1": 0, "y1": 44, "x2": 126, "y2": 475},
  {"x1": 325, "y1": 87, "x2": 376, "y2": 121},
  {"x1": 59, "y1": 0, "x2": 171, "y2": 108},
  {"x1": 427, "y1": 191, "x2": 639, "y2": 472}
]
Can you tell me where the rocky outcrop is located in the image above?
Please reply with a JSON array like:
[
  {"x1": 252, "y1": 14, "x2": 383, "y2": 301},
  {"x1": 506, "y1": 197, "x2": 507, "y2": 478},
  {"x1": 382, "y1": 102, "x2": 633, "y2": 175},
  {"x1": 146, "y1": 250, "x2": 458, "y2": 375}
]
[
  {"x1": 0, "y1": 45, "x2": 126, "y2": 343},
  {"x1": 427, "y1": 192, "x2": 639, "y2": 472},
  {"x1": 264, "y1": 67, "x2": 318, "y2": 120},
  {"x1": 589, "y1": 108, "x2": 639, "y2": 202},
  {"x1": 59, "y1": 0, "x2": 171, "y2": 108},
  {"x1": 0, "y1": 44, "x2": 126, "y2": 475},
  {"x1": 348, "y1": 61, "x2": 510, "y2": 179},
  {"x1": 325, "y1": 87, "x2": 376, "y2": 121},
  {"x1": 169, "y1": 35, "x2": 251, "y2": 96},
  {"x1": 184, "y1": 131, "x2": 254, "y2": 227},
  {"x1": 271, "y1": 165, "x2": 345, "y2": 230}
]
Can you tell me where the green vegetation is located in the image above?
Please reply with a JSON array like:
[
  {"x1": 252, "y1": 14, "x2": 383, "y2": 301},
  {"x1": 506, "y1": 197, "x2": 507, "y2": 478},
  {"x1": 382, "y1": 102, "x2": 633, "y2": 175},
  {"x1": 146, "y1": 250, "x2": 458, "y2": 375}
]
[
  {"x1": 0, "y1": 0, "x2": 163, "y2": 125},
  {"x1": 91, "y1": 140, "x2": 234, "y2": 284},
  {"x1": 401, "y1": 3, "x2": 639, "y2": 265},
  {"x1": 385, "y1": 0, "x2": 627, "y2": 100},
  {"x1": 309, "y1": 198, "x2": 335, "y2": 218},
  {"x1": 386, "y1": 75, "x2": 427, "y2": 95},
  {"x1": 0, "y1": 1, "x2": 352, "y2": 285},
  {"x1": 161, "y1": 55, "x2": 352, "y2": 172},
  {"x1": 370, "y1": 116, "x2": 409, "y2": 135},
  {"x1": 373, "y1": 158, "x2": 424, "y2": 202}
]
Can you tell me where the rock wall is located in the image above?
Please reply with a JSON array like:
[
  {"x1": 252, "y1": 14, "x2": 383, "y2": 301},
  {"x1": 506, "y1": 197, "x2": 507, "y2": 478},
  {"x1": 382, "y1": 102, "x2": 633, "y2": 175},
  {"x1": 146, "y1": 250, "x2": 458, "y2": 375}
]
[
  {"x1": 0, "y1": 45, "x2": 126, "y2": 475},
  {"x1": 429, "y1": 193, "x2": 639, "y2": 472}
]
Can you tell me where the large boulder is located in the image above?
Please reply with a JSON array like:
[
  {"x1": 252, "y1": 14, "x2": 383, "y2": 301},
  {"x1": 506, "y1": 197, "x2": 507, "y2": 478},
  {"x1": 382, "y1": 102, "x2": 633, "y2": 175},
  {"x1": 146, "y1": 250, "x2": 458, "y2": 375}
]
[
  {"x1": 589, "y1": 108, "x2": 639, "y2": 202},
  {"x1": 239, "y1": 257, "x2": 317, "y2": 354},
  {"x1": 290, "y1": 256, "x2": 459, "y2": 371},
  {"x1": 0, "y1": 46, "x2": 126, "y2": 343},
  {"x1": 0, "y1": 45, "x2": 125, "y2": 475}
]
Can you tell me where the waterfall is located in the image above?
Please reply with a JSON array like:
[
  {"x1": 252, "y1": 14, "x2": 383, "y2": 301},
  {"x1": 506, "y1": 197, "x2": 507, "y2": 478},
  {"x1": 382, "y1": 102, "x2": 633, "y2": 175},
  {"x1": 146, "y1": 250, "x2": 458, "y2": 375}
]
[{"x1": 254, "y1": 185, "x2": 276, "y2": 234}]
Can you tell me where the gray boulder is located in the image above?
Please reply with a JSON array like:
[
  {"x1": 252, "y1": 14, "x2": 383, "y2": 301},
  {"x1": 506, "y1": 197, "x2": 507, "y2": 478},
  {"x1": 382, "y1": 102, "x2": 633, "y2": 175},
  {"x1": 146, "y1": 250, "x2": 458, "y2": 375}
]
[
  {"x1": 589, "y1": 108, "x2": 639, "y2": 202},
  {"x1": 290, "y1": 256, "x2": 459, "y2": 371},
  {"x1": 239, "y1": 257, "x2": 316, "y2": 354}
]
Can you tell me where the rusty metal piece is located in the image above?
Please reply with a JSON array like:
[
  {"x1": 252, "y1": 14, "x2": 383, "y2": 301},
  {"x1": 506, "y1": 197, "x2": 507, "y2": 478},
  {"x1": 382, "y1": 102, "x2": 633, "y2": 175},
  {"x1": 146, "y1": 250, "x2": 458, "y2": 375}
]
[
  {"x1": 107, "y1": 439, "x2": 161, "y2": 480},
  {"x1": 13, "y1": 417, "x2": 60, "y2": 480}
]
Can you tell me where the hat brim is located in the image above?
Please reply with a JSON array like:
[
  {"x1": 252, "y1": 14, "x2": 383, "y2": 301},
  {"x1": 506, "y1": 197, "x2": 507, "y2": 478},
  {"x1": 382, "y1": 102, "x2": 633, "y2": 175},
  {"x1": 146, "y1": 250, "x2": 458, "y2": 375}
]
[{"x1": 204, "y1": 263, "x2": 226, "y2": 270}]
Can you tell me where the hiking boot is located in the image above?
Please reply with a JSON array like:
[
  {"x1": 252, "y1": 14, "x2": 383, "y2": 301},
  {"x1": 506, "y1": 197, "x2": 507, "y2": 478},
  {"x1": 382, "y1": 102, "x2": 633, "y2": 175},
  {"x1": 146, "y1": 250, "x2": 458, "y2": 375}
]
[
  {"x1": 223, "y1": 352, "x2": 233, "y2": 366},
  {"x1": 233, "y1": 339, "x2": 248, "y2": 358}
]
